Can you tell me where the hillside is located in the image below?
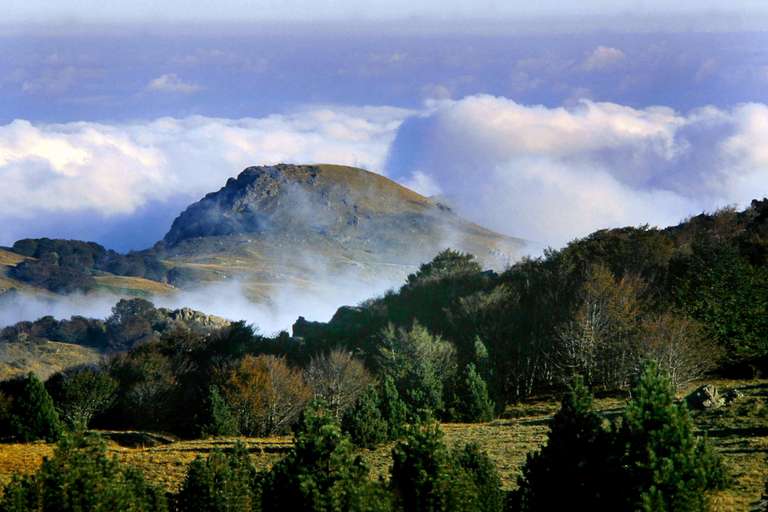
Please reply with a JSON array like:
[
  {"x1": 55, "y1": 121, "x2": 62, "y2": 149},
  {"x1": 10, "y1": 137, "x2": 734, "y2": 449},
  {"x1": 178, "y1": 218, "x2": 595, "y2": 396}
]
[{"x1": 157, "y1": 164, "x2": 525, "y2": 299}]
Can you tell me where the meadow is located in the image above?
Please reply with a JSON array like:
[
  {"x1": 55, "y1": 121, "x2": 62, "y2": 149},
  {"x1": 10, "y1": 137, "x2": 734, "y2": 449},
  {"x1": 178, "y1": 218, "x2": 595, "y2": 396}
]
[{"x1": 0, "y1": 379, "x2": 765, "y2": 511}]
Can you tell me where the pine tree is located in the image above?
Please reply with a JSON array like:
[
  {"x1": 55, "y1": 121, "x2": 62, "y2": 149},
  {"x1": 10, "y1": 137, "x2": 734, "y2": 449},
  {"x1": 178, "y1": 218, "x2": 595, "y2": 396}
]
[
  {"x1": 342, "y1": 385, "x2": 388, "y2": 449},
  {"x1": 513, "y1": 376, "x2": 615, "y2": 511},
  {"x1": 175, "y1": 442, "x2": 259, "y2": 512},
  {"x1": 452, "y1": 443, "x2": 504, "y2": 512},
  {"x1": 379, "y1": 375, "x2": 408, "y2": 440},
  {"x1": 201, "y1": 385, "x2": 239, "y2": 437},
  {"x1": 9, "y1": 373, "x2": 62, "y2": 442},
  {"x1": 262, "y1": 403, "x2": 391, "y2": 512},
  {"x1": 618, "y1": 363, "x2": 729, "y2": 512},
  {"x1": 0, "y1": 433, "x2": 167, "y2": 512},
  {"x1": 455, "y1": 363, "x2": 495, "y2": 422}
]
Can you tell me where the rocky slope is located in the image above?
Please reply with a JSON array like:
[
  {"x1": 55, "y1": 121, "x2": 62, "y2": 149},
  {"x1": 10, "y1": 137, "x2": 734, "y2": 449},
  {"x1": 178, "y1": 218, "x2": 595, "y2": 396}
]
[{"x1": 157, "y1": 164, "x2": 525, "y2": 298}]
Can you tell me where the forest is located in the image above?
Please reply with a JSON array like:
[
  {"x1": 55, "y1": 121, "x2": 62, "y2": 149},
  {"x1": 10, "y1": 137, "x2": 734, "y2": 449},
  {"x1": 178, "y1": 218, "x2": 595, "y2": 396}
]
[{"x1": 0, "y1": 199, "x2": 766, "y2": 511}]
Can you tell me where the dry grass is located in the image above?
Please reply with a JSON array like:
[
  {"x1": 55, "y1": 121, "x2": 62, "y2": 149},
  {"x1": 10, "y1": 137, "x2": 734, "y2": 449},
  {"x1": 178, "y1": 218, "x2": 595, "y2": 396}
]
[
  {"x1": 0, "y1": 250, "x2": 28, "y2": 267},
  {"x1": 93, "y1": 275, "x2": 176, "y2": 296},
  {"x1": 0, "y1": 380, "x2": 765, "y2": 509},
  {"x1": 0, "y1": 341, "x2": 102, "y2": 381}
]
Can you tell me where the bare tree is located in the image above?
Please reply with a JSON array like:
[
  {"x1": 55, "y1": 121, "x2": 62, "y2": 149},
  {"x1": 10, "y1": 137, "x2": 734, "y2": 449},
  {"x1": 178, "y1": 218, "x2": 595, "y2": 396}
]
[{"x1": 304, "y1": 349, "x2": 373, "y2": 420}]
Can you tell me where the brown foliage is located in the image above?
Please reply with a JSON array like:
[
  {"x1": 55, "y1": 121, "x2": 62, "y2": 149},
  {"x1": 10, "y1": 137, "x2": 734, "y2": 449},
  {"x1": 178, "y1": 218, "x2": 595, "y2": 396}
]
[{"x1": 223, "y1": 354, "x2": 310, "y2": 436}]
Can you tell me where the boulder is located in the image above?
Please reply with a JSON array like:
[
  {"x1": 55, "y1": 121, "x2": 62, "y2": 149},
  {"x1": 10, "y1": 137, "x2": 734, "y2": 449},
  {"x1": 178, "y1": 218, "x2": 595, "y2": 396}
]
[{"x1": 685, "y1": 384, "x2": 726, "y2": 410}]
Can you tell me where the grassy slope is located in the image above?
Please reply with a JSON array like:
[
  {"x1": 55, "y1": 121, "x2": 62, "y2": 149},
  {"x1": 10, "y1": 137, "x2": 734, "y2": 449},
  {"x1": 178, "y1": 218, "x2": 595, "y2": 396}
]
[
  {"x1": 0, "y1": 379, "x2": 764, "y2": 510},
  {"x1": 0, "y1": 340, "x2": 102, "y2": 381}
]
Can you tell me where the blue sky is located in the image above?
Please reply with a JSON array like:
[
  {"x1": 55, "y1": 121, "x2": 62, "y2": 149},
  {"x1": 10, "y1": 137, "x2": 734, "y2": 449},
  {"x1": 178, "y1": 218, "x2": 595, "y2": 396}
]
[{"x1": 1, "y1": 7, "x2": 768, "y2": 252}]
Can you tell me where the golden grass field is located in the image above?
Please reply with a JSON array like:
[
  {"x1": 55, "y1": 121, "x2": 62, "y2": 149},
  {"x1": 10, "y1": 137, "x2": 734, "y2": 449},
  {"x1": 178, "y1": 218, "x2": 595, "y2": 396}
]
[{"x1": 0, "y1": 379, "x2": 765, "y2": 510}]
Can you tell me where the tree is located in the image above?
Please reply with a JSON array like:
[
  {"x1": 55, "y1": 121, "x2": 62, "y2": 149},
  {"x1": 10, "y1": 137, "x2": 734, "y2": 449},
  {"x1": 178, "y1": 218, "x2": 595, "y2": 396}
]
[
  {"x1": 378, "y1": 375, "x2": 408, "y2": 440},
  {"x1": 175, "y1": 442, "x2": 259, "y2": 512},
  {"x1": 513, "y1": 376, "x2": 616, "y2": 511},
  {"x1": 453, "y1": 363, "x2": 495, "y2": 422},
  {"x1": 0, "y1": 373, "x2": 62, "y2": 442},
  {"x1": 223, "y1": 355, "x2": 310, "y2": 436},
  {"x1": 46, "y1": 366, "x2": 118, "y2": 431},
  {"x1": 617, "y1": 363, "x2": 729, "y2": 511},
  {"x1": 0, "y1": 433, "x2": 167, "y2": 512},
  {"x1": 261, "y1": 403, "x2": 391, "y2": 512},
  {"x1": 390, "y1": 422, "x2": 503, "y2": 512},
  {"x1": 342, "y1": 385, "x2": 388, "y2": 449},
  {"x1": 304, "y1": 349, "x2": 373, "y2": 420},
  {"x1": 200, "y1": 385, "x2": 239, "y2": 437}
]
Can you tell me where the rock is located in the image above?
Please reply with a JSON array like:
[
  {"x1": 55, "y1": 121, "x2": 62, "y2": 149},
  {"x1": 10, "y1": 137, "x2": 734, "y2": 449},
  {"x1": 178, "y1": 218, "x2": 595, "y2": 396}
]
[
  {"x1": 685, "y1": 384, "x2": 726, "y2": 410},
  {"x1": 722, "y1": 388, "x2": 744, "y2": 405}
]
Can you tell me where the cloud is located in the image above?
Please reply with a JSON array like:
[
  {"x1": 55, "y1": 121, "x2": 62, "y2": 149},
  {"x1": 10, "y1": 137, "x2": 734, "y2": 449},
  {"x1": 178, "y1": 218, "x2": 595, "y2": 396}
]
[
  {"x1": 386, "y1": 95, "x2": 768, "y2": 246},
  {"x1": 146, "y1": 73, "x2": 202, "y2": 94},
  {"x1": 0, "y1": 106, "x2": 410, "y2": 247},
  {"x1": 582, "y1": 46, "x2": 625, "y2": 71}
]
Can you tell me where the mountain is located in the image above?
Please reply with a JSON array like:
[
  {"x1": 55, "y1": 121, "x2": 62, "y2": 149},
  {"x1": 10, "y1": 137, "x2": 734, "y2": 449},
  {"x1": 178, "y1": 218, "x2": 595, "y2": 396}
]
[{"x1": 155, "y1": 164, "x2": 525, "y2": 299}]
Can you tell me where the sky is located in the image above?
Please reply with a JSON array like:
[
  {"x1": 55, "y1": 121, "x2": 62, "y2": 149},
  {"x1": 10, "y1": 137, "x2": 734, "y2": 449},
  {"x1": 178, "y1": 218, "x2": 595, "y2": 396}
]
[{"x1": 1, "y1": 3, "x2": 767, "y2": 253}]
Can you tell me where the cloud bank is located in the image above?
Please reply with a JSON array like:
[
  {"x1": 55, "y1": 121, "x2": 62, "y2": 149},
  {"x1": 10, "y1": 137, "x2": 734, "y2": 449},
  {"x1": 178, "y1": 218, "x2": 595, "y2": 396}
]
[
  {"x1": 0, "y1": 106, "x2": 409, "y2": 248},
  {"x1": 387, "y1": 96, "x2": 768, "y2": 246}
]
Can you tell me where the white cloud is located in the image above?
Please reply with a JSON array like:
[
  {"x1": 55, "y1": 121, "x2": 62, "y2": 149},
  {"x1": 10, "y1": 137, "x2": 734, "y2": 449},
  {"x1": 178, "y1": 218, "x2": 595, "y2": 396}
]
[
  {"x1": 146, "y1": 73, "x2": 202, "y2": 94},
  {"x1": 386, "y1": 95, "x2": 768, "y2": 246},
  {"x1": 0, "y1": 106, "x2": 410, "y2": 245},
  {"x1": 582, "y1": 46, "x2": 625, "y2": 71}
]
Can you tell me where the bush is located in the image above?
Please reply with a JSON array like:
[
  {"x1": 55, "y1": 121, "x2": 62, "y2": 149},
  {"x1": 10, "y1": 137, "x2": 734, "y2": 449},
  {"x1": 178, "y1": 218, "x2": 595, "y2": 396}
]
[
  {"x1": 342, "y1": 385, "x2": 388, "y2": 449},
  {"x1": 175, "y1": 442, "x2": 259, "y2": 512},
  {"x1": 0, "y1": 373, "x2": 62, "y2": 442},
  {"x1": 46, "y1": 366, "x2": 117, "y2": 431},
  {"x1": 0, "y1": 433, "x2": 167, "y2": 512},
  {"x1": 261, "y1": 403, "x2": 390, "y2": 512}
]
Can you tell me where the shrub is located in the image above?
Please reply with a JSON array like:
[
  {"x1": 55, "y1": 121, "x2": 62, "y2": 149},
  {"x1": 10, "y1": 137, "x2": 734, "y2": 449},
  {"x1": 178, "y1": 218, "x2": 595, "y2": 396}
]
[
  {"x1": 0, "y1": 433, "x2": 167, "y2": 512},
  {"x1": 175, "y1": 442, "x2": 259, "y2": 512}
]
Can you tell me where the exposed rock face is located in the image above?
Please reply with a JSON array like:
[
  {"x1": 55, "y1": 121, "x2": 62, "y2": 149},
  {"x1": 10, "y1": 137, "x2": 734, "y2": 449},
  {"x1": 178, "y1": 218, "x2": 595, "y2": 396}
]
[{"x1": 158, "y1": 164, "x2": 525, "y2": 296}]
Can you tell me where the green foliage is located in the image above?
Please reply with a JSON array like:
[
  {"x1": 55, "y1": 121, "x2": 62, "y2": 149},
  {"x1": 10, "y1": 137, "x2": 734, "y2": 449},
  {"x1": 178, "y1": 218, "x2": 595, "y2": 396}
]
[
  {"x1": 0, "y1": 433, "x2": 167, "y2": 512},
  {"x1": 378, "y1": 375, "x2": 408, "y2": 440},
  {"x1": 46, "y1": 366, "x2": 117, "y2": 431},
  {"x1": 513, "y1": 376, "x2": 616, "y2": 510},
  {"x1": 175, "y1": 442, "x2": 259, "y2": 512},
  {"x1": 261, "y1": 403, "x2": 389, "y2": 512},
  {"x1": 453, "y1": 363, "x2": 495, "y2": 422},
  {"x1": 201, "y1": 385, "x2": 239, "y2": 437},
  {"x1": 618, "y1": 363, "x2": 729, "y2": 512},
  {"x1": 342, "y1": 385, "x2": 388, "y2": 449},
  {"x1": 390, "y1": 422, "x2": 503, "y2": 512},
  {"x1": 0, "y1": 373, "x2": 62, "y2": 442},
  {"x1": 513, "y1": 367, "x2": 729, "y2": 512}
]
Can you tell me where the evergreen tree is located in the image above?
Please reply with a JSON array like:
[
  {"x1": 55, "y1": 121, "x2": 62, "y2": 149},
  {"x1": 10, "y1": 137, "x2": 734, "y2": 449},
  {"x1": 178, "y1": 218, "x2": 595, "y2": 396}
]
[
  {"x1": 342, "y1": 385, "x2": 388, "y2": 449},
  {"x1": 1, "y1": 373, "x2": 62, "y2": 442},
  {"x1": 46, "y1": 367, "x2": 117, "y2": 431},
  {"x1": 261, "y1": 403, "x2": 391, "y2": 512},
  {"x1": 0, "y1": 433, "x2": 166, "y2": 512},
  {"x1": 378, "y1": 375, "x2": 408, "y2": 440},
  {"x1": 513, "y1": 376, "x2": 616, "y2": 511},
  {"x1": 201, "y1": 385, "x2": 239, "y2": 437},
  {"x1": 618, "y1": 363, "x2": 729, "y2": 512},
  {"x1": 175, "y1": 442, "x2": 259, "y2": 512},
  {"x1": 452, "y1": 443, "x2": 504, "y2": 512},
  {"x1": 454, "y1": 363, "x2": 495, "y2": 422}
]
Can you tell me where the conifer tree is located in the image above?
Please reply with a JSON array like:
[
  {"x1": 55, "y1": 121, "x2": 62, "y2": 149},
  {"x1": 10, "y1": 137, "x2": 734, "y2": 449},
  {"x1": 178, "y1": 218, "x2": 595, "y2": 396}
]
[
  {"x1": 8, "y1": 373, "x2": 62, "y2": 442},
  {"x1": 342, "y1": 385, "x2": 388, "y2": 449},
  {"x1": 379, "y1": 375, "x2": 408, "y2": 440},
  {"x1": 201, "y1": 385, "x2": 239, "y2": 437},
  {"x1": 455, "y1": 363, "x2": 495, "y2": 422}
]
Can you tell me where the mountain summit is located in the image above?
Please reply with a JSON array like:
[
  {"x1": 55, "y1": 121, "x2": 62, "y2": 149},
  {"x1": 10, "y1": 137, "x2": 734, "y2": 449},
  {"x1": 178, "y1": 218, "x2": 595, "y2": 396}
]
[{"x1": 158, "y1": 164, "x2": 524, "y2": 296}]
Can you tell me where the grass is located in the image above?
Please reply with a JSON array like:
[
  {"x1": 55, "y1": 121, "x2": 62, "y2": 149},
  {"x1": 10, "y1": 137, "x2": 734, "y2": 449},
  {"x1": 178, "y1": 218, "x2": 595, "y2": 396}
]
[
  {"x1": 0, "y1": 341, "x2": 102, "y2": 381},
  {"x1": 0, "y1": 380, "x2": 765, "y2": 509}
]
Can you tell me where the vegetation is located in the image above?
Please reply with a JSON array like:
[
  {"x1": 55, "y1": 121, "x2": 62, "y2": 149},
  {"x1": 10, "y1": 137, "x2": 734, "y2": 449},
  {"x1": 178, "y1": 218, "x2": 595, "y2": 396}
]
[{"x1": 0, "y1": 373, "x2": 62, "y2": 442}]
